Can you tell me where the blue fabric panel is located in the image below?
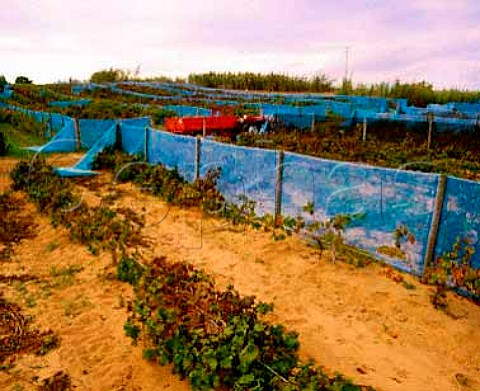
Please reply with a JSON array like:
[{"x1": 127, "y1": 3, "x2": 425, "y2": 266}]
[
  {"x1": 74, "y1": 124, "x2": 117, "y2": 171},
  {"x1": 121, "y1": 124, "x2": 146, "y2": 156},
  {"x1": 147, "y1": 129, "x2": 197, "y2": 182},
  {"x1": 435, "y1": 177, "x2": 480, "y2": 269},
  {"x1": 163, "y1": 105, "x2": 212, "y2": 117},
  {"x1": 36, "y1": 118, "x2": 77, "y2": 153},
  {"x1": 50, "y1": 113, "x2": 66, "y2": 132},
  {"x1": 199, "y1": 140, "x2": 277, "y2": 216},
  {"x1": 121, "y1": 117, "x2": 151, "y2": 128},
  {"x1": 282, "y1": 152, "x2": 439, "y2": 274},
  {"x1": 79, "y1": 119, "x2": 116, "y2": 149},
  {"x1": 54, "y1": 167, "x2": 98, "y2": 177},
  {"x1": 49, "y1": 99, "x2": 92, "y2": 107}
]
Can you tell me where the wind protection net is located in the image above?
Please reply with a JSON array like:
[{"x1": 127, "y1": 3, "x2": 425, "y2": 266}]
[
  {"x1": 199, "y1": 140, "x2": 278, "y2": 216},
  {"x1": 435, "y1": 177, "x2": 480, "y2": 269},
  {"x1": 56, "y1": 124, "x2": 117, "y2": 177},
  {"x1": 148, "y1": 129, "x2": 197, "y2": 182},
  {"x1": 26, "y1": 117, "x2": 77, "y2": 153},
  {"x1": 281, "y1": 152, "x2": 439, "y2": 274}
]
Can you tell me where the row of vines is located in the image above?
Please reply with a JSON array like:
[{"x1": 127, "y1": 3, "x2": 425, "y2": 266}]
[{"x1": 7, "y1": 156, "x2": 373, "y2": 390}]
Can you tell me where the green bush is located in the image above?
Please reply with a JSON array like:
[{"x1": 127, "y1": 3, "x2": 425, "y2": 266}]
[{"x1": 123, "y1": 257, "x2": 373, "y2": 391}]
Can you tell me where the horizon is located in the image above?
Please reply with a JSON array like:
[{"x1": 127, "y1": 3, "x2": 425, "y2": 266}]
[{"x1": 1, "y1": 0, "x2": 479, "y2": 90}]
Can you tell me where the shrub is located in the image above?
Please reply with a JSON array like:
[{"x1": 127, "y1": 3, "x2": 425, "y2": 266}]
[{"x1": 122, "y1": 256, "x2": 373, "y2": 391}]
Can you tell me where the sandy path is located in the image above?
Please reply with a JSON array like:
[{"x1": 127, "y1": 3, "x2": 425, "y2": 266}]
[{"x1": 1, "y1": 169, "x2": 480, "y2": 391}]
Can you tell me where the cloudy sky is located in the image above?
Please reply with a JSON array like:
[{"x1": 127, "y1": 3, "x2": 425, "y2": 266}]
[{"x1": 1, "y1": 0, "x2": 479, "y2": 88}]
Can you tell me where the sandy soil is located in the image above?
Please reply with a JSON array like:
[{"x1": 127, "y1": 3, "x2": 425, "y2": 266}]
[
  {"x1": 1, "y1": 164, "x2": 480, "y2": 391},
  {"x1": 0, "y1": 158, "x2": 18, "y2": 192},
  {"x1": 0, "y1": 154, "x2": 85, "y2": 192}
]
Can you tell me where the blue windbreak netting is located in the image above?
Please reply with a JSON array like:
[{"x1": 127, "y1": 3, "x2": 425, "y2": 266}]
[
  {"x1": 80, "y1": 117, "x2": 151, "y2": 153},
  {"x1": 199, "y1": 140, "x2": 277, "y2": 216},
  {"x1": 276, "y1": 114, "x2": 315, "y2": 129},
  {"x1": 281, "y1": 152, "x2": 439, "y2": 274},
  {"x1": 148, "y1": 129, "x2": 197, "y2": 182},
  {"x1": 121, "y1": 124, "x2": 146, "y2": 156},
  {"x1": 261, "y1": 104, "x2": 326, "y2": 117},
  {"x1": 74, "y1": 124, "x2": 117, "y2": 171},
  {"x1": 353, "y1": 110, "x2": 479, "y2": 133},
  {"x1": 121, "y1": 117, "x2": 151, "y2": 128},
  {"x1": 0, "y1": 85, "x2": 13, "y2": 99},
  {"x1": 435, "y1": 177, "x2": 480, "y2": 269},
  {"x1": 326, "y1": 101, "x2": 354, "y2": 118},
  {"x1": 79, "y1": 119, "x2": 116, "y2": 149},
  {"x1": 49, "y1": 99, "x2": 92, "y2": 107},
  {"x1": 27, "y1": 117, "x2": 77, "y2": 153},
  {"x1": 71, "y1": 83, "x2": 108, "y2": 95},
  {"x1": 453, "y1": 102, "x2": 480, "y2": 114},
  {"x1": 56, "y1": 118, "x2": 150, "y2": 177},
  {"x1": 163, "y1": 105, "x2": 212, "y2": 117},
  {"x1": 50, "y1": 113, "x2": 67, "y2": 132},
  {"x1": 259, "y1": 104, "x2": 326, "y2": 128}
]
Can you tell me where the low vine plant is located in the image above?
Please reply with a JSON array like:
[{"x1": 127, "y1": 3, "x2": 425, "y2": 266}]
[
  {"x1": 119, "y1": 256, "x2": 374, "y2": 391},
  {"x1": 423, "y1": 236, "x2": 480, "y2": 307},
  {"x1": 10, "y1": 157, "x2": 146, "y2": 262}
]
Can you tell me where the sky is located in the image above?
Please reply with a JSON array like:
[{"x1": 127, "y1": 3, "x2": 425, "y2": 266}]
[{"x1": 1, "y1": 0, "x2": 479, "y2": 89}]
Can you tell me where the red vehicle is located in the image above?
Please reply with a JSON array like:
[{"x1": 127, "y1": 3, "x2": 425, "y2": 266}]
[{"x1": 165, "y1": 115, "x2": 268, "y2": 138}]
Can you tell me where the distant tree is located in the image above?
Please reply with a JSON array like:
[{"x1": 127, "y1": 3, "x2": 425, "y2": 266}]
[
  {"x1": 339, "y1": 78, "x2": 353, "y2": 95},
  {"x1": 15, "y1": 76, "x2": 32, "y2": 84},
  {"x1": 90, "y1": 68, "x2": 130, "y2": 83},
  {"x1": 0, "y1": 75, "x2": 6, "y2": 92}
]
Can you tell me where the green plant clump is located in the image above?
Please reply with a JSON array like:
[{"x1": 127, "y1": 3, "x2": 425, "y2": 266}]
[
  {"x1": 10, "y1": 157, "x2": 145, "y2": 261},
  {"x1": 122, "y1": 256, "x2": 373, "y2": 391}
]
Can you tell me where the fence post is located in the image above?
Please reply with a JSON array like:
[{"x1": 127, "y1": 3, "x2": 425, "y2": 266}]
[
  {"x1": 47, "y1": 113, "x2": 53, "y2": 139},
  {"x1": 362, "y1": 118, "x2": 367, "y2": 142},
  {"x1": 311, "y1": 113, "x2": 315, "y2": 132},
  {"x1": 194, "y1": 137, "x2": 201, "y2": 181},
  {"x1": 115, "y1": 121, "x2": 122, "y2": 150},
  {"x1": 423, "y1": 175, "x2": 447, "y2": 274},
  {"x1": 202, "y1": 117, "x2": 207, "y2": 138},
  {"x1": 274, "y1": 150, "x2": 285, "y2": 225},
  {"x1": 145, "y1": 126, "x2": 149, "y2": 162},
  {"x1": 74, "y1": 118, "x2": 81, "y2": 151},
  {"x1": 427, "y1": 112, "x2": 434, "y2": 151}
]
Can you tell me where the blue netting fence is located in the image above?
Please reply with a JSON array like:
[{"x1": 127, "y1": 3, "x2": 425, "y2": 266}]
[
  {"x1": 148, "y1": 129, "x2": 197, "y2": 182},
  {"x1": 435, "y1": 177, "x2": 480, "y2": 269},
  {"x1": 26, "y1": 117, "x2": 77, "y2": 153},
  {"x1": 199, "y1": 140, "x2": 278, "y2": 215},
  {"x1": 281, "y1": 152, "x2": 438, "y2": 274},
  {"x1": 6, "y1": 103, "x2": 480, "y2": 276},
  {"x1": 353, "y1": 110, "x2": 479, "y2": 133},
  {"x1": 138, "y1": 130, "x2": 446, "y2": 276},
  {"x1": 49, "y1": 99, "x2": 92, "y2": 108}
]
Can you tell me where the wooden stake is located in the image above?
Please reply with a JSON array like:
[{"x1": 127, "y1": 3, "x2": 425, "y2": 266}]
[
  {"x1": 274, "y1": 150, "x2": 285, "y2": 225},
  {"x1": 423, "y1": 175, "x2": 447, "y2": 275},
  {"x1": 194, "y1": 137, "x2": 201, "y2": 181},
  {"x1": 74, "y1": 118, "x2": 81, "y2": 151},
  {"x1": 427, "y1": 112, "x2": 434, "y2": 151},
  {"x1": 362, "y1": 118, "x2": 367, "y2": 142}
]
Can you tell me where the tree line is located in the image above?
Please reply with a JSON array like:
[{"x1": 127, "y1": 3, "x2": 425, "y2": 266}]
[
  {"x1": 340, "y1": 79, "x2": 480, "y2": 107},
  {"x1": 187, "y1": 71, "x2": 334, "y2": 93}
]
